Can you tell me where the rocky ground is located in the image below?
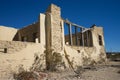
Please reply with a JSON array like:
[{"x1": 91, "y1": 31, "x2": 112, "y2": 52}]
[
  {"x1": 81, "y1": 61, "x2": 120, "y2": 80},
  {"x1": 14, "y1": 61, "x2": 120, "y2": 80},
  {"x1": 46, "y1": 61, "x2": 120, "y2": 80}
]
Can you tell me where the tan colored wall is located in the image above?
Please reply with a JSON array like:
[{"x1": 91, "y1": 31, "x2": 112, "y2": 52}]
[
  {"x1": 91, "y1": 26, "x2": 106, "y2": 62},
  {"x1": 14, "y1": 22, "x2": 40, "y2": 42},
  {"x1": 63, "y1": 44, "x2": 106, "y2": 70},
  {"x1": 0, "y1": 40, "x2": 27, "y2": 54},
  {"x1": 0, "y1": 41, "x2": 45, "y2": 79},
  {"x1": 92, "y1": 26, "x2": 105, "y2": 46},
  {"x1": 0, "y1": 26, "x2": 18, "y2": 41}
]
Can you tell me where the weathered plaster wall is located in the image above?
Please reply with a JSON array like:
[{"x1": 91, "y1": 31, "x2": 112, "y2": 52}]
[
  {"x1": 63, "y1": 26, "x2": 106, "y2": 69},
  {"x1": 91, "y1": 26, "x2": 106, "y2": 62},
  {"x1": 64, "y1": 46, "x2": 83, "y2": 68},
  {"x1": 0, "y1": 40, "x2": 27, "y2": 54},
  {"x1": 0, "y1": 41, "x2": 45, "y2": 79},
  {"x1": 63, "y1": 45, "x2": 106, "y2": 70},
  {"x1": 0, "y1": 26, "x2": 18, "y2": 41},
  {"x1": 15, "y1": 22, "x2": 40, "y2": 42},
  {"x1": 92, "y1": 26, "x2": 105, "y2": 46}
]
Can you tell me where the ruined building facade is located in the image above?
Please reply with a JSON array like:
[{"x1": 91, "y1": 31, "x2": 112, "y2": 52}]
[{"x1": 0, "y1": 4, "x2": 106, "y2": 79}]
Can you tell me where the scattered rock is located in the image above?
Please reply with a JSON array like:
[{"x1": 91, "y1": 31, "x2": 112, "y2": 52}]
[{"x1": 117, "y1": 70, "x2": 120, "y2": 74}]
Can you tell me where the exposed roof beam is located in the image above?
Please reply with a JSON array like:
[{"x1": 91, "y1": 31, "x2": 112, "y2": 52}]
[
  {"x1": 82, "y1": 28, "x2": 91, "y2": 33},
  {"x1": 62, "y1": 18, "x2": 91, "y2": 32},
  {"x1": 63, "y1": 19, "x2": 85, "y2": 29}
]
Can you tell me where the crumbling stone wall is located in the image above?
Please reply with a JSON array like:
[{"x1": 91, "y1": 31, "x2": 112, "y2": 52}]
[
  {"x1": 91, "y1": 26, "x2": 106, "y2": 63},
  {"x1": 45, "y1": 4, "x2": 64, "y2": 52},
  {"x1": 0, "y1": 40, "x2": 27, "y2": 54},
  {"x1": 44, "y1": 4, "x2": 106, "y2": 71},
  {"x1": 0, "y1": 42, "x2": 45, "y2": 80},
  {"x1": 45, "y1": 4, "x2": 65, "y2": 70},
  {"x1": 62, "y1": 26, "x2": 106, "y2": 70},
  {"x1": 14, "y1": 22, "x2": 40, "y2": 42}
]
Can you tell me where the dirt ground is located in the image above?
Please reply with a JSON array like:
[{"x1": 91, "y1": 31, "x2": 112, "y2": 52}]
[
  {"x1": 46, "y1": 61, "x2": 120, "y2": 80},
  {"x1": 13, "y1": 61, "x2": 120, "y2": 80}
]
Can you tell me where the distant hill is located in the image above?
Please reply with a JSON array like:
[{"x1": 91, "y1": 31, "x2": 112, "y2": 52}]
[
  {"x1": 106, "y1": 52, "x2": 120, "y2": 61},
  {"x1": 107, "y1": 52, "x2": 120, "y2": 54}
]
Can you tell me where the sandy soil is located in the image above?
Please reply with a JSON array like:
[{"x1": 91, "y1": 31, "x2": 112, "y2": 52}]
[
  {"x1": 12, "y1": 61, "x2": 120, "y2": 80},
  {"x1": 46, "y1": 61, "x2": 120, "y2": 80}
]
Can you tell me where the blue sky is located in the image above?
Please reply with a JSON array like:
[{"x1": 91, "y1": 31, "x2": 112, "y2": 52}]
[{"x1": 0, "y1": 0, "x2": 120, "y2": 52}]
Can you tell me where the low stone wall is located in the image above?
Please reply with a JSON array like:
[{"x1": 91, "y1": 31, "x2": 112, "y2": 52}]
[
  {"x1": 0, "y1": 41, "x2": 45, "y2": 80},
  {"x1": 0, "y1": 41, "x2": 107, "y2": 79},
  {"x1": 0, "y1": 40, "x2": 35, "y2": 54},
  {"x1": 64, "y1": 45, "x2": 106, "y2": 69}
]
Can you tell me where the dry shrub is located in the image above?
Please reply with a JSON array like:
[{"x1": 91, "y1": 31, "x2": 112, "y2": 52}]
[
  {"x1": 14, "y1": 71, "x2": 48, "y2": 80},
  {"x1": 14, "y1": 71, "x2": 38, "y2": 80}
]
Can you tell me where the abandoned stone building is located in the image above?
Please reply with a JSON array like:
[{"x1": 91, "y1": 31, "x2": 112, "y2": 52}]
[{"x1": 0, "y1": 4, "x2": 107, "y2": 79}]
